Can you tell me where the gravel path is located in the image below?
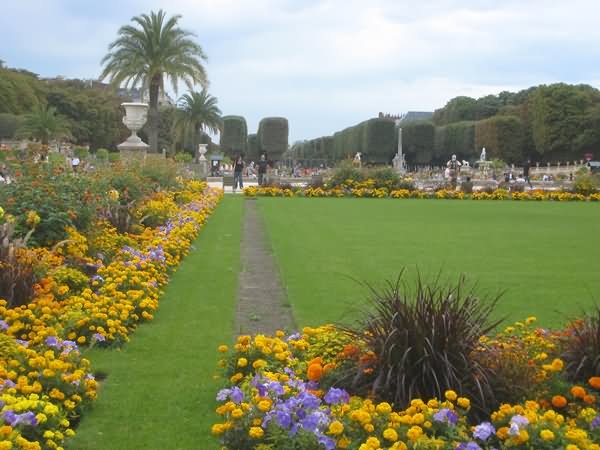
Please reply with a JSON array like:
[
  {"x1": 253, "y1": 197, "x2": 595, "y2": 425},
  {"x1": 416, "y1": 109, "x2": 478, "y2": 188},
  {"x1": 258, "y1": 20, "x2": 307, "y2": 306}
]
[{"x1": 235, "y1": 199, "x2": 296, "y2": 335}]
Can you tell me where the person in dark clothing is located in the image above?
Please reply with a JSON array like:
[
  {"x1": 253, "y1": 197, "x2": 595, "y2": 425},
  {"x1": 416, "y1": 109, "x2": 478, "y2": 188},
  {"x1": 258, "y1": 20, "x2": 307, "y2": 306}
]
[
  {"x1": 233, "y1": 155, "x2": 244, "y2": 192},
  {"x1": 257, "y1": 154, "x2": 268, "y2": 186},
  {"x1": 523, "y1": 159, "x2": 532, "y2": 188}
]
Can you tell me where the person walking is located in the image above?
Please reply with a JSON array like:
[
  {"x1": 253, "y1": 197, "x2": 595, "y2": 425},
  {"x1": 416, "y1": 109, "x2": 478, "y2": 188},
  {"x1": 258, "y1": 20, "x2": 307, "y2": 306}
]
[
  {"x1": 523, "y1": 159, "x2": 533, "y2": 188},
  {"x1": 233, "y1": 154, "x2": 245, "y2": 192},
  {"x1": 257, "y1": 154, "x2": 268, "y2": 186}
]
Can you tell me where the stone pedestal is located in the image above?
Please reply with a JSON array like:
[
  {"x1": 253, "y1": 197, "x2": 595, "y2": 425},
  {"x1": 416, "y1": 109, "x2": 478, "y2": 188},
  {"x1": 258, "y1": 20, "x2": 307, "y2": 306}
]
[
  {"x1": 117, "y1": 103, "x2": 149, "y2": 158},
  {"x1": 196, "y1": 144, "x2": 209, "y2": 179}
]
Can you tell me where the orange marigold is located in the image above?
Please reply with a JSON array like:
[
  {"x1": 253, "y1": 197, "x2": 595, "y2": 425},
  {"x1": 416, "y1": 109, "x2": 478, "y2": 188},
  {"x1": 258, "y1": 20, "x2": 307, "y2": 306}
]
[
  {"x1": 307, "y1": 363, "x2": 323, "y2": 382},
  {"x1": 551, "y1": 395, "x2": 567, "y2": 408},
  {"x1": 589, "y1": 376, "x2": 600, "y2": 390},
  {"x1": 570, "y1": 386, "x2": 586, "y2": 399},
  {"x1": 583, "y1": 394, "x2": 596, "y2": 404}
]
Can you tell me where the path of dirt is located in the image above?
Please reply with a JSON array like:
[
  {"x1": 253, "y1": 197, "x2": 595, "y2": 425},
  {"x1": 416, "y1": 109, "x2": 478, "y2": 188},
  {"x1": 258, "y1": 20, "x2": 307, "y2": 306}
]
[{"x1": 235, "y1": 199, "x2": 296, "y2": 335}]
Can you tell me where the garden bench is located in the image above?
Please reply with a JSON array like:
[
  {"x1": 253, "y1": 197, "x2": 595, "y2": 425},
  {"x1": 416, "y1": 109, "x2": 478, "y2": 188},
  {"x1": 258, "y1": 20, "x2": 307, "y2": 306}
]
[{"x1": 222, "y1": 175, "x2": 235, "y2": 190}]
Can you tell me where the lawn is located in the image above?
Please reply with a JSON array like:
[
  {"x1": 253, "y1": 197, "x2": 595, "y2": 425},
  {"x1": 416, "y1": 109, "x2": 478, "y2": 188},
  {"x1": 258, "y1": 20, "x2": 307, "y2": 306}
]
[
  {"x1": 68, "y1": 196, "x2": 243, "y2": 450},
  {"x1": 258, "y1": 197, "x2": 600, "y2": 328}
]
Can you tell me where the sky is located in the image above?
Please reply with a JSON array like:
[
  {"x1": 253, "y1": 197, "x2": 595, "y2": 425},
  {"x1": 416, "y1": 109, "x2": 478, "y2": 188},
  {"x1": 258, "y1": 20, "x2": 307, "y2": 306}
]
[{"x1": 2, "y1": 0, "x2": 600, "y2": 142}]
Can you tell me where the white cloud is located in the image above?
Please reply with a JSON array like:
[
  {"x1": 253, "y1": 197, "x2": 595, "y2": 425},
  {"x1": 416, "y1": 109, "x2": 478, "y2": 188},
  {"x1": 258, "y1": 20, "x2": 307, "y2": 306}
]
[{"x1": 2, "y1": 0, "x2": 600, "y2": 141}]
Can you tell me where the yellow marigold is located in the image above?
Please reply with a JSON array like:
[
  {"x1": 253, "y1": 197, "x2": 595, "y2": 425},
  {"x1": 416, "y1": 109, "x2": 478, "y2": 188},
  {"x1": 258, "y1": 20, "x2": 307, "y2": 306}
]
[
  {"x1": 376, "y1": 402, "x2": 392, "y2": 414},
  {"x1": 457, "y1": 397, "x2": 470, "y2": 409},
  {"x1": 365, "y1": 437, "x2": 381, "y2": 449},
  {"x1": 337, "y1": 437, "x2": 351, "y2": 449},
  {"x1": 257, "y1": 400, "x2": 271, "y2": 412},
  {"x1": 248, "y1": 426, "x2": 264, "y2": 438},
  {"x1": 328, "y1": 421, "x2": 344, "y2": 435},
  {"x1": 540, "y1": 429, "x2": 555, "y2": 441},
  {"x1": 231, "y1": 408, "x2": 244, "y2": 419},
  {"x1": 252, "y1": 359, "x2": 267, "y2": 369},
  {"x1": 383, "y1": 428, "x2": 399, "y2": 442},
  {"x1": 218, "y1": 345, "x2": 229, "y2": 353},
  {"x1": 363, "y1": 423, "x2": 374, "y2": 433},
  {"x1": 211, "y1": 423, "x2": 226, "y2": 435},
  {"x1": 444, "y1": 390, "x2": 457, "y2": 401},
  {"x1": 237, "y1": 358, "x2": 248, "y2": 368},
  {"x1": 406, "y1": 425, "x2": 423, "y2": 441},
  {"x1": 551, "y1": 358, "x2": 564, "y2": 371}
]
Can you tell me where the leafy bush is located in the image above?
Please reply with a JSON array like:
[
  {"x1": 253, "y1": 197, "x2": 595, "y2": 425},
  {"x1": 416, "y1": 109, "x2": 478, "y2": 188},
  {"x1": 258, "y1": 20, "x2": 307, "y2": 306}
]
[
  {"x1": 339, "y1": 272, "x2": 502, "y2": 418},
  {"x1": 574, "y1": 172, "x2": 600, "y2": 195},
  {"x1": 140, "y1": 159, "x2": 180, "y2": 190},
  {"x1": 0, "y1": 165, "x2": 101, "y2": 246},
  {"x1": 174, "y1": 152, "x2": 193, "y2": 163},
  {"x1": 108, "y1": 152, "x2": 120, "y2": 162},
  {"x1": 562, "y1": 307, "x2": 600, "y2": 382},
  {"x1": 73, "y1": 146, "x2": 89, "y2": 160},
  {"x1": 327, "y1": 162, "x2": 364, "y2": 187},
  {"x1": 96, "y1": 148, "x2": 109, "y2": 161},
  {"x1": 0, "y1": 220, "x2": 37, "y2": 307}
]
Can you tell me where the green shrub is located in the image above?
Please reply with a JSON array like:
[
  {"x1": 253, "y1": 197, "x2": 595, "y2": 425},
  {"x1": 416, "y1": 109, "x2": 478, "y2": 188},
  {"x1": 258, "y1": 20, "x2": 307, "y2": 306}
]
[
  {"x1": 174, "y1": 152, "x2": 193, "y2": 163},
  {"x1": 246, "y1": 133, "x2": 260, "y2": 161},
  {"x1": 338, "y1": 272, "x2": 502, "y2": 418},
  {"x1": 73, "y1": 147, "x2": 89, "y2": 160},
  {"x1": 140, "y1": 159, "x2": 180, "y2": 190},
  {"x1": 96, "y1": 148, "x2": 109, "y2": 161},
  {"x1": 51, "y1": 266, "x2": 89, "y2": 295},
  {"x1": 257, "y1": 117, "x2": 288, "y2": 161},
  {"x1": 368, "y1": 167, "x2": 401, "y2": 189},
  {"x1": 327, "y1": 162, "x2": 364, "y2": 187},
  {"x1": 108, "y1": 152, "x2": 120, "y2": 162},
  {"x1": 573, "y1": 172, "x2": 600, "y2": 195},
  {"x1": 562, "y1": 307, "x2": 600, "y2": 382},
  {"x1": 220, "y1": 116, "x2": 247, "y2": 157},
  {"x1": 403, "y1": 121, "x2": 435, "y2": 165}
]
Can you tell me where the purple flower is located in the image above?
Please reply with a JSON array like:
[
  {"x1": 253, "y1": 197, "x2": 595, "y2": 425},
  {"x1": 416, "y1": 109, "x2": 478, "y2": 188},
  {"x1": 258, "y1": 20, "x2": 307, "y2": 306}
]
[
  {"x1": 433, "y1": 408, "x2": 459, "y2": 426},
  {"x1": 15, "y1": 339, "x2": 28, "y2": 347},
  {"x1": 456, "y1": 443, "x2": 482, "y2": 450},
  {"x1": 591, "y1": 415, "x2": 600, "y2": 430},
  {"x1": 45, "y1": 336, "x2": 59, "y2": 347},
  {"x1": 0, "y1": 320, "x2": 8, "y2": 331},
  {"x1": 0, "y1": 380, "x2": 15, "y2": 392},
  {"x1": 324, "y1": 388, "x2": 350, "y2": 405},
  {"x1": 93, "y1": 333, "x2": 106, "y2": 342},
  {"x1": 509, "y1": 414, "x2": 529, "y2": 435},
  {"x1": 216, "y1": 388, "x2": 231, "y2": 402},
  {"x1": 230, "y1": 387, "x2": 244, "y2": 403},
  {"x1": 473, "y1": 421, "x2": 495, "y2": 441},
  {"x1": 3, "y1": 410, "x2": 37, "y2": 427}
]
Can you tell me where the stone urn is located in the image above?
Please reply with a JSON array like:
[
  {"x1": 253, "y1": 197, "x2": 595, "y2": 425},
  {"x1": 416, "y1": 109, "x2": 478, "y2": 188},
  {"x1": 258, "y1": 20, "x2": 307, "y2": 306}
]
[{"x1": 117, "y1": 102, "x2": 149, "y2": 156}]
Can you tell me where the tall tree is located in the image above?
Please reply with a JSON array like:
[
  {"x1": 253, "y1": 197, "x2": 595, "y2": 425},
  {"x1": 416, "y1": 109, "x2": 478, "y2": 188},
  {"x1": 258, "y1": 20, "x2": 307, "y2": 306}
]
[
  {"x1": 17, "y1": 104, "x2": 71, "y2": 145},
  {"x1": 100, "y1": 9, "x2": 208, "y2": 152},
  {"x1": 173, "y1": 89, "x2": 221, "y2": 154}
]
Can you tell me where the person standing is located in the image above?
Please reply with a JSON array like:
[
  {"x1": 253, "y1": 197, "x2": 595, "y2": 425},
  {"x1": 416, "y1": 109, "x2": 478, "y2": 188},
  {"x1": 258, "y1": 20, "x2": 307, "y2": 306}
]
[
  {"x1": 523, "y1": 159, "x2": 533, "y2": 188},
  {"x1": 233, "y1": 154, "x2": 245, "y2": 192},
  {"x1": 257, "y1": 154, "x2": 268, "y2": 186}
]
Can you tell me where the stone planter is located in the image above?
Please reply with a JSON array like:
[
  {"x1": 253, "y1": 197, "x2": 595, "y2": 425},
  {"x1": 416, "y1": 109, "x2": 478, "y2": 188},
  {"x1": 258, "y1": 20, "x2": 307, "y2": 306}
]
[{"x1": 117, "y1": 102, "x2": 149, "y2": 157}]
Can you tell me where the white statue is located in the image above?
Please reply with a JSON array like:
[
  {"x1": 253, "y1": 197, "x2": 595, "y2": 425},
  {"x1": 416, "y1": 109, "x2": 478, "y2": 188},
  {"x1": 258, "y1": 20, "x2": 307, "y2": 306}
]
[
  {"x1": 446, "y1": 154, "x2": 462, "y2": 185},
  {"x1": 353, "y1": 152, "x2": 362, "y2": 168},
  {"x1": 480, "y1": 147, "x2": 486, "y2": 161},
  {"x1": 462, "y1": 160, "x2": 470, "y2": 168}
]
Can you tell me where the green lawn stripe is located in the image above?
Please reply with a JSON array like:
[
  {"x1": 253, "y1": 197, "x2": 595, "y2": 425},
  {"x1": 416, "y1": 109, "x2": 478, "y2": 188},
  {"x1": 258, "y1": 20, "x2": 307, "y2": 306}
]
[
  {"x1": 257, "y1": 197, "x2": 600, "y2": 328},
  {"x1": 69, "y1": 196, "x2": 243, "y2": 450}
]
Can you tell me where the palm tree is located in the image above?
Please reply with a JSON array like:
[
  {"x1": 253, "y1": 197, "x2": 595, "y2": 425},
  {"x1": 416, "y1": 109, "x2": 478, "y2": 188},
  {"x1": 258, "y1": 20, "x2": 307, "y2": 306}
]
[
  {"x1": 100, "y1": 9, "x2": 208, "y2": 152},
  {"x1": 173, "y1": 89, "x2": 222, "y2": 154},
  {"x1": 17, "y1": 104, "x2": 71, "y2": 145}
]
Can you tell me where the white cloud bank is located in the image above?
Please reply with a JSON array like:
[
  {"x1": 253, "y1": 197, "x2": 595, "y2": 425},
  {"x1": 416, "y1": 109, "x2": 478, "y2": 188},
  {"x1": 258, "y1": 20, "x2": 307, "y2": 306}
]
[{"x1": 2, "y1": 0, "x2": 600, "y2": 140}]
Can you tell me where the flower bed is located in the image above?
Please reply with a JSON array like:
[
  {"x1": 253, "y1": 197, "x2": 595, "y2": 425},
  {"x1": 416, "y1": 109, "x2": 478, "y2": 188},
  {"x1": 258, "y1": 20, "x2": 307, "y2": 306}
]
[
  {"x1": 213, "y1": 320, "x2": 600, "y2": 449},
  {"x1": 244, "y1": 184, "x2": 600, "y2": 202},
  {"x1": 1, "y1": 163, "x2": 222, "y2": 449}
]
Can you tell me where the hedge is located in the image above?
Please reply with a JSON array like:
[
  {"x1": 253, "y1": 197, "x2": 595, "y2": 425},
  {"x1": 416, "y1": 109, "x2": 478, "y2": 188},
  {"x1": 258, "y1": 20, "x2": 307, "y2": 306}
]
[
  {"x1": 475, "y1": 115, "x2": 525, "y2": 163},
  {"x1": 247, "y1": 133, "x2": 260, "y2": 161},
  {"x1": 220, "y1": 115, "x2": 247, "y2": 157},
  {"x1": 0, "y1": 113, "x2": 22, "y2": 139},
  {"x1": 433, "y1": 121, "x2": 477, "y2": 163},
  {"x1": 402, "y1": 121, "x2": 435, "y2": 165},
  {"x1": 257, "y1": 117, "x2": 288, "y2": 161},
  {"x1": 331, "y1": 118, "x2": 396, "y2": 163}
]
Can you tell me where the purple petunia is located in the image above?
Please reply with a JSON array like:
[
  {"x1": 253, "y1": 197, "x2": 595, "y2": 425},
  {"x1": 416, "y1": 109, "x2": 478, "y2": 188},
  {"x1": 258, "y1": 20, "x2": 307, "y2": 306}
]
[
  {"x1": 509, "y1": 414, "x2": 529, "y2": 436},
  {"x1": 433, "y1": 408, "x2": 459, "y2": 426},
  {"x1": 0, "y1": 320, "x2": 8, "y2": 331},
  {"x1": 473, "y1": 421, "x2": 495, "y2": 441},
  {"x1": 93, "y1": 333, "x2": 106, "y2": 342},
  {"x1": 591, "y1": 415, "x2": 600, "y2": 430},
  {"x1": 3, "y1": 410, "x2": 38, "y2": 427},
  {"x1": 456, "y1": 443, "x2": 483, "y2": 450},
  {"x1": 324, "y1": 387, "x2": 350, "y2": 405}
]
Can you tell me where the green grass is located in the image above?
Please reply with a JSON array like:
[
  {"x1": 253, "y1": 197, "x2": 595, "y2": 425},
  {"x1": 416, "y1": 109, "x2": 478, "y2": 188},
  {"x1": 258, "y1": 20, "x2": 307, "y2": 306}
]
[
  {"x1": 258, "y1": 198, "x2": 600, "y2": 328},
  {"x1": 68, "y1": 196, "x2": 243, "y2": 450}
]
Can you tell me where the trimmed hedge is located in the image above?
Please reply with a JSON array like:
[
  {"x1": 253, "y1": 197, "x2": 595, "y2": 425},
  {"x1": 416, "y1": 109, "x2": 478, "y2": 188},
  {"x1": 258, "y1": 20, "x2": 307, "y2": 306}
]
[
  {"x1": 475, "y1": 116, "x2": 525, "y2": 163},
  {"x1": 0, "y1": 113, "x2": 22, "y2": 139},
  {"x1": 434, "y1": 121, "x2": 477, "y2": 163},
  {"x1": 403, "y1": 121, "x2": 435, "y2": 165},
  {"x1": 257, "y1": 117, "x2": 288, "y2": 161},
  {"x1": 247, "y1": 133, "x2": 260, "y2": 161},
  {"x1": 331, "y1": 118, "x2": 396, "y2": 163},
  {"x1": 220, "y1": 115, "x2": 247, "y2": 157}
]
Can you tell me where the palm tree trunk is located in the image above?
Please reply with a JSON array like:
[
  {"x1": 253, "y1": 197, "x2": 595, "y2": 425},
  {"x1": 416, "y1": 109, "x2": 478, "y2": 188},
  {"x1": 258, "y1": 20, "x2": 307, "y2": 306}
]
[{"x1": 148, "y1": 76, "x2": 161, "y2": 152}]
